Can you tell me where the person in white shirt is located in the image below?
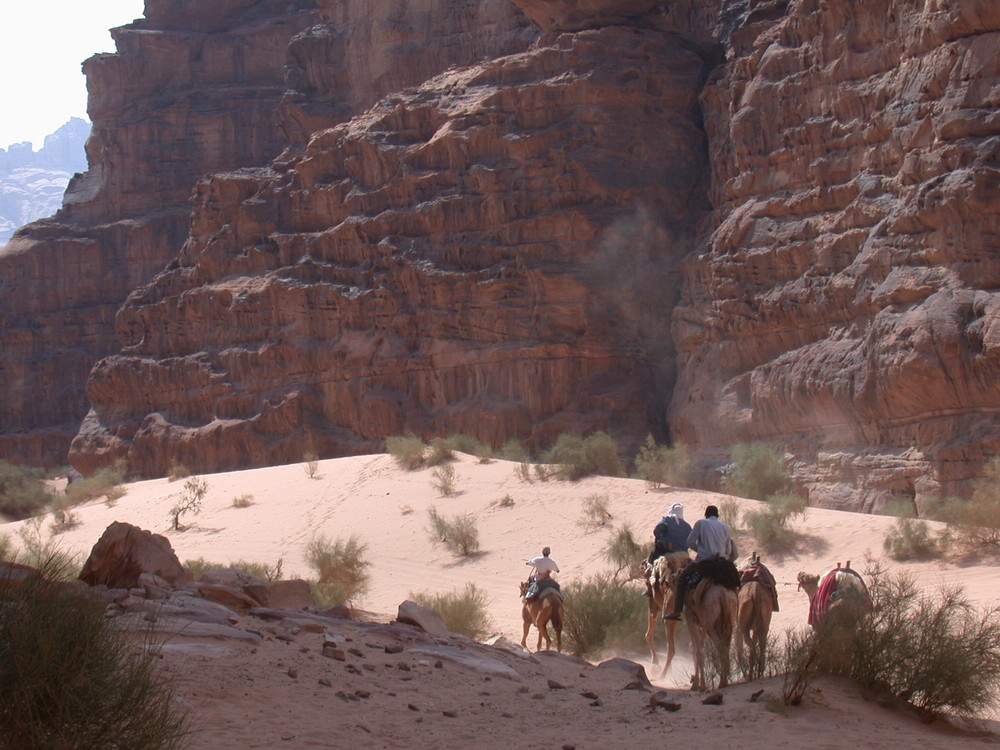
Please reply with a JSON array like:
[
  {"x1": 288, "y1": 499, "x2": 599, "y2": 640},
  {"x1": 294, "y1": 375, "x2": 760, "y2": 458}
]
[
  {"x1": 664, "y1": 505, "x2": 739, "y2": 620},
  {"x1": 524, "y1": 547, "x2": 560, "y2": 601}
]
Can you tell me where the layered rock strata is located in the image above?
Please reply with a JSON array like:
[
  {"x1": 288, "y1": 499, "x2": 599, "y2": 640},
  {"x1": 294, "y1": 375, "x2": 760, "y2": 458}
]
[
  {"x1": 70, "y1": 26, "x2": 710, "y2": 477},
  {"x1": 670, "y1": 0, "x2": 1000, "y2": 509}
]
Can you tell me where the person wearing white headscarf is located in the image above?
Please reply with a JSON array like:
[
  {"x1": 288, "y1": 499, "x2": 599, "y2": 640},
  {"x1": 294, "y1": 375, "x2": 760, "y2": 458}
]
[{"x1": 647, "y1": 503, "x2": 692, "y2": 565}]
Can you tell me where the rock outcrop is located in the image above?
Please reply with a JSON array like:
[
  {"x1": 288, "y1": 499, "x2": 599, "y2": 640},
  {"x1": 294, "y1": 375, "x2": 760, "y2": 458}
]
[
  {"x1": 669, "y1": 0, "x2": 1000, "y2": 509},
  {"x1": 70, "y1": 24, "x2": 710, "y2": 476},
  {"x1": 79, "y1": 521, "x2": 189, "y2": 589}
]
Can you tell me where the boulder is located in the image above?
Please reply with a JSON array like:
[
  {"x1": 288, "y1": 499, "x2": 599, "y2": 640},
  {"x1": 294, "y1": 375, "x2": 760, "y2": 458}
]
[
  {"x1": 243, "y1": 579, "x2": 314, "y2": 610},
  {"x1": 196, "y1": 582, "x2": 262, "y2": 614},
  {"x1": 396, "y1": 600, "x2": 449, "y2": 637},
  {"x1": 79, "y1": 522, "x2": 189, "y2": 589}
]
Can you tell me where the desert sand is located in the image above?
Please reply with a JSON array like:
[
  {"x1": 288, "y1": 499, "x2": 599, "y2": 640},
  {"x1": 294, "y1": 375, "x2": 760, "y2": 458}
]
[{"x1": 4, "y1": 453, "x2": 1000, "y2": 749}]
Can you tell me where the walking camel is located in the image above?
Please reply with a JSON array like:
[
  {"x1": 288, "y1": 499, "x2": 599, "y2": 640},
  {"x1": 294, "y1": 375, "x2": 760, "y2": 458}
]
[
  {"x1": 519, "y1": 581, "x2": 564, "y2": 652},
  {"x1": 685, "y1": 578, "x2": 738, "y2": 691},
  {"x1": 643, "y1": 553, "x2": 690, "y2": 678},
  {"x1": 736, "y1": 553, "x2": 777, "y2": 671}
]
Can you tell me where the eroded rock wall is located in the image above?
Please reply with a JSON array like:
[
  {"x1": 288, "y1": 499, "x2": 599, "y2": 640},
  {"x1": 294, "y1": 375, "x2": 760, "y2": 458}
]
[
  {"x1": 70, "y1": 25, "x2": 710, "y2": 477},
  {"x1": 671, "y1": 0, "x2": 1000, "y2": 509}
]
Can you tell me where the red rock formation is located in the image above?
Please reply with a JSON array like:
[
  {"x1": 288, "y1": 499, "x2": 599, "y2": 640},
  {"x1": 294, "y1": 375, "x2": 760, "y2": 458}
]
[
  {"x1": 70, "y1": 25, "x2": 710, "y2": 477},
  {"x1": 670, "y1": 0, "x2": 1000, "y2": 509},
  {"x1": 79, "y1": 521, "x2": 189, "y2": 589}
]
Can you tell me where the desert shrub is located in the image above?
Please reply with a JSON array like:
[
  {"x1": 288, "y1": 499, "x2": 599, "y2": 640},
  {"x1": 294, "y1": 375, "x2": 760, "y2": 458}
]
[
  {"x1": 533, "y1": 464, "x2": 553, "y2": 482},
  {"x1": 303, "y1": 452, "x2": 319, "y2": 479},
  {"x1": 304, "y1": 534, "x2": 371, "y2": 606},
  {"x1": 182, "y1": 557, "x2": 217, "y2": 581},
  {"x1": 718, "y1": 497, "x2": 743, "y2": 532},
  {"x1": 13, "y1": 521, "x2": 81, "y2": 580},
  {"x1": 938, "y1": 457, "x2": 1000, "y2": 546},
  {"x1": 543, "y1": 431, "x2": 624, "y2": 481},
  {"x1": 427, "y1": 438, "x2": 455, "y2": 467},
  {"x1": 48, "y1": 495, "x2": 81, "y2": 536},
  {"x1": 744, "y1": 494, "x2": 806, "y2": 552},
  {"x1": 386, "y1": 435, "x2": 425, "y2": 470},
  {"x1": 432, "y1": 463, "x2": 458, "y2": 496},
  {"x1": 0, "y1": 575, "x2": 189, "y2": 750},
  {"x1": 169, "y1": 477, "x2": 207, "y2": 531},
  {"x1": 781, "y1": 567, "x2": 1000, "y2": 717},
  {"x1": 0, "y1": 534, "x2": 11, "y2": 562},
  {"x1": 578, "y1": 494, "x2": 613, "y2": 528},
  {"x1": 442, "y1": 434, "x2": 492, "y2": 460},
  {"x1": 883, "y1": 517, "x2": 941, "y2": 560},
  {"x1": 563, "y1": 573, "x2": 647, "y2": 657},
  {"x1": 166, "y1": 462, "x2": 190, "y2": 482},
  {"x1": 427, "y1": 507, "x2": 480, "y2": 556},
  {"x1": 881, "y1": 497, "x2": 917, "y2": 518},
  {"x1": 514, "y1": 462, "x2": 532, "y2": 482},
  {"x1": 634, "y1": 434, "x2": 691, "y2": 489},
  {"x1": 65, "y1": 459, "x2": 127, "y2": 505},
  {"x1": 494, "y1": 495, "x2": 515, "y2": 508},
  {"x1": 724, "y1": 442, "x2": 788, "y2": 500},
  {"x1": 410, "y1": 583, "x2": 493, "y2": 639},
  {"x1": 231, "y1": 494, "x2": 254, "y2": 509},
  {"x1": 500, "y1": 439, "x2": 530, "y2": 463},
  {"x1": 183, "y1": 557, "x2": 283, "y2": 583},
  {"x1": 0, "y1": 460, "x2": 53, "y2": 520},
  {"x1": 602, "y1": 523, "x2": 644, "y2": 579}
]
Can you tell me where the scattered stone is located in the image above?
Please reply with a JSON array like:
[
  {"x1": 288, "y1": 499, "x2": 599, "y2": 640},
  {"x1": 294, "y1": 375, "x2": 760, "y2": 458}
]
[
  {"x1": 138, "y1": 572, "x2": 172, "y2": 600},
  {"x1": 516, "y1": 686, "x2": 530, "y2": 694},
  {"x1": 244, "y1": 579, "x2": 314, "y2": 609},
  {"x1": 346, "y1": 664, "x2": 361, "y2": 674},
  {"x1": 702, "y1": 692, "x2": 724, "y2": 705},
  {"x1": 580, "y1": 691, "x2": 599, "y2": 700},
  {"x1": 623, "y1": 681, "x2": 648, "y2": 691},
  {"x1": 348, "y1": 647, "x2": 364, "y2": 658},
  {"x1": 532, "y1": 693, "x2": 545, "y2": 700},
  {"x1": 547, "y1": 679, "x2": 567, "y2": 690},
  {"x1": 597, "y1": 657, "x2": 651, "y2": 687},
  {"x1": 396, "y1": 601, "x2": 449, "y2": 637},
  {"x1": 384, "y1": 643, "x2": 405, "y2": 654},
  {"x1": 286, "y1": 668, "x2": 298, "y2": 679},
  {"x1": 443, "y1": 710, "x2": 458, "y2": 718},
  {"x1": 749, "y1": 689, "x2": 765, "y2": 702},
  {"x1": 649, "y1": 691, "x2": 682, "y2": 712},
  {"x1": 409, "y1": 646, "x2": 521, "y2": 681},
  {"x1": 501, "y1": 713, "x2": 515, "y2": 719},
  {"x1": 322, "y1": 647, "x2": 346, "y2": 661},
  {"x1": 355, "y1": 689, "x2": 371, "y2": 699},
  {"x1": 434, "y1": 660, "x2": 444, "y2": 669},
  {"x1": 362, "y1": 664, "x2": 377, "y2": 672},
  {"x1": 408, "y1": 703, "x2": 420, "y2": 711},
  {"x1": 197, "y1": 583, "x2": 262, "y2": 614},
  {"x1": 563, "y1": 745, "x2": 576, "y2": 750},
  {"x1": 318, "y1": 678, "x2": 333, "y2": 688},
  {"x1": 275, "y1": 632, "x2": 296, "y2": 643},
  {"x1": 590, "y1": 699, "x2": 603, "y2": 707},
  {"x1": 280, "y1": 733, "x2": 295, "y2": 741}
]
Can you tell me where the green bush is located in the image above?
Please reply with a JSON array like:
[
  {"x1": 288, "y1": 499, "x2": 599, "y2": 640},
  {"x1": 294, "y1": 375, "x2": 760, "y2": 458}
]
[
  {"x1": 65, "y1": 459, "x2": 127, "y2": 505},
  {"x1": 563, "y1": 573, "x2": 648, "y2": 658},
  {"x1": 718, "y1": 497, "x2": 743, "y2": 532},
  {"x1": 602, "y1": 523, "x2": 644, "y2": 578},
  {"x1": 543, "y1": 432, "x2": 624, "y2": 481},
  {"x1": 169, "y1": 477, "x2": 207, "y2": 531},
  {"x1": 500, "y1": 439, "x2": 530, "y2": 463},
  {"x1": 427, "y1": 438, "x2": 455, "y2": 467},
  {"x1": 883, "y1": 517, "x2": 941, "y2": 561},
  {"x1": 431, "y1": 463, "x2": 457, "y2": 496},
  {"x1": 304, "y1": 534, "x2": 370, "y2": 606},
  {"x1": 0, "y1": 460, "x2": 53, "y2": 520},
  {"x1": 0, "y1": 576, "x2": 189, "y2": 749},
  {"x1": 386, "y1": 435, "x2": 426, "y2": 470},
  {"x1": 634, "y1": 434, "x2": 691, "y2": 488},
  {"x1": 442, "y1": 434, "x2": 492, "y2": 460},
  {"x1": 410, "y1": 583, "x2": 493, "y2": 639},
  {"x1": 938, "y1": 457, "x2": 1000, "y2": 546},
  {"x1": 724, "y1": 442, "x2": 788, "y2": 500},
  {"x1": 744, "y1": 494, "x2": 806, "y2": 552},
  {"x1": 781, "y1": 566, "x2": 1000, "y2": 717},
  {"x1": 427, "y1": 507, "x2": 480, "y2": 556},
  {"x1": 578, "y1": 494, "x2": 613, "y2": 528},
  {"x1": 183, "y1": 557, "x2": 284, "y2": 583}
]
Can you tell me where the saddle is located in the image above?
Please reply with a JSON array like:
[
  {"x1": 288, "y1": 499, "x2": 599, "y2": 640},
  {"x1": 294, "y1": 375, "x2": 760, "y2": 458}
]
[{"x1": 739, "y1": 562, "x2": 779, "y2": 611}]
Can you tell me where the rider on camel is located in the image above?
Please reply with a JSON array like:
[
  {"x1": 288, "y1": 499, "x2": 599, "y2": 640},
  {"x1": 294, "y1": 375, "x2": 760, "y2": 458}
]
[
  {"x1": 523, "y1": 547, "x2": 560, "y2": 602},
  {"x1": 664, "y1": 505, "x2": 739, "y2": 620}
]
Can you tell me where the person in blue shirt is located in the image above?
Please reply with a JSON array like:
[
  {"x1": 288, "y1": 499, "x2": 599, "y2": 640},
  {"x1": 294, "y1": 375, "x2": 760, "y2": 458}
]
[
  {"x1": 664, "y1": 505, "x2": 739, "y2": 620},
  {"x1": 647, "y1": 503, "x2": 692, "y2": 565}
]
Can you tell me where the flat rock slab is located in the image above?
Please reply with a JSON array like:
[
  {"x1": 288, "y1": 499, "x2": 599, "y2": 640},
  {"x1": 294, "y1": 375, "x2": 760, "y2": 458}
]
[
  {"x1": 409, "y1": 646, "x2": 522, "y2": 681},
  {"x1": 135, "y1": 616, "x2": 262, "y2": 643}
]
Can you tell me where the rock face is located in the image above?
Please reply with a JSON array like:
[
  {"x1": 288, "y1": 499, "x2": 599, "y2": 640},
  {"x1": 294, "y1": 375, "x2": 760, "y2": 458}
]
[
  {"x1": 69, "y1": 24, "x2": 709, "y2": 476},
  {"x1": 669, "y1": 0, "x2": 1000, "y2": 509}
]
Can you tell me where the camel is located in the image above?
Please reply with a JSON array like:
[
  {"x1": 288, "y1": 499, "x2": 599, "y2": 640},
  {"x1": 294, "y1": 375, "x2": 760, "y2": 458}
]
[
  {"x1": 736, "y1": 553, "x2": 776, "y2": 662},
  {"x1": 519, "y1": 581, "x2": 564, "y2": 652},
  {"x1": 685, "y1": 578, "x2": 738, "y2": 691},
  {"x1": 643, "y1": 552, "x2": 690, "y2": 678},
  {"x1": 797, "y1": 560, "x2": 871, "y2": 630}
]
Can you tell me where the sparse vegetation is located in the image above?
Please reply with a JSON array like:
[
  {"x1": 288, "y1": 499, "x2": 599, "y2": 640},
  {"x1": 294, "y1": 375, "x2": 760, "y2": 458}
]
[
  {"x1": 634, "y1": 434, "x2": 691, "y2": 489},
  {"x1": 883, "y1": 517, "x2": 941, "y2": 560},
  {"x1": 938, "y1": 456, "x2": 1000, "y2": 547},
  {"x1": 432, "y1": 463, "x2": 457, "y2": 496},
  {"x1": 500, "y1": 439, "x2": 530, "y2": 463},
  {"x1": 0, "y1": 572, "x2": 190, "y2": 750},
  {"x1": 602, "y1": 523, "x2": 644, "y2": 579},
  {"x1": 514, "y1": 462, "x2": 532, "y2": 482},
  {"x1": 183, "y1": 557, "x2": 283, "y2": 582},
  {"x1": 543, "y1": 432, "x2": 624, "y2": 481},
  {"x1": 304, "y1": 534, "x2": 371, "y2": 606},
  {"x1": 563, "y1": 573, "x2": 647, "y2": 658},
  {"x1": 303, "y1": 452, "x2": 320, "y2": 479},
  {"x1": 493, "y1": 494, "x2": 515, "y2": 509},
  {"x1": 231, "y1": 494, "x2": 254, "y2": 509},
  {"x1": 718, "y1": 497, "x2": 743, "y2": 532},
  {"x1": 48, "y1": 495, "x2": 81, "y2": 536},
  {"x1": 0, "y1": 460, "x2": 54, "y2": 520},
  {"x1": 64, "y1": 459, "x2": 127, "y2": 505},
  {"x1": 166, "y1": 462, "x2": 190, "y2": 482},
  {"x1": 13, "y1": 520, "x2": 80, "y2": 580},
  {"x1": 724, "y1": 442, "x2": 788, "y2": 500},
  {"x1": 0, "y1": 534, "x2": 12, "y2": 562},
  {"x1": 744, "y1": 494, "x2": 806, "y2": 552},
  {"x1": 427, "y1": 507, "x2": 480, "y2": 557},
  {"x1": 386, "y1": 435, "x2": 426, "y2": 470},
  {"x1": 169, "y1": 477, "x2": 207, "y2": 531},
  {"x1": 533, "y1": 464, "x2": 553, "y2": 482},
  {"x1": 441, "y1": 434, "x2": 493, "y2": 461},
  {"x1": 578, "y1": 494, "x2": 613, "y2": 529},
  {"x1": 427, "y1": 438, "x2": 455, "y2": 467},
  {"x1": 410, "y1": 583, "x2": 493, "y2": 639}
]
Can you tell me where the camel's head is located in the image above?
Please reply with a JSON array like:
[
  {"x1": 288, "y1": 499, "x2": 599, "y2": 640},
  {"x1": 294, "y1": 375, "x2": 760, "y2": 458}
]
[
  {"x1": 797, "y1": 571, "x2": 818, "y2": 591},
  {"x1": 519, "y1": 580, "x2": 529, "y2": 597}
]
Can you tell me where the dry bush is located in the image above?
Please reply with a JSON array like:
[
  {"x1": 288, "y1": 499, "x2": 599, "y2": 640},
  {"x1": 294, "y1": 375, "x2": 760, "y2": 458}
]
[
  {"x1": 13, "y1": 520, "x2": 80, "y2": 580},
  {"x1": 500, "y1": 439, "x2": 530, "y2": 463},
  {"x1": 578, "y1": 494, "x2": 613, "y2": 529},
  {"x1": 0, "y1": 575, "x2": 189, "y2": 750},
  {"x1": 169, "y1": 477, "x2": 207, "y2": 531},
  {"x1": 166, "y1": 462, "x2": 190, "y2": 482},
  {"x1": 303, "y1": 452, "x2": 320, "y2": 479},
  {"x1": 427, "y1": 438, "x2": 455, "y2": 467},
  {"x1": 514, "y1": 462, "x2": 533, "y2": 482},
  {"x1": 431, "y1": 463, "x2": 457, "y2": 496},
  {"x1": 634, "y1": 434, "x2": 691, "y2": 488},
  {"x1": 304, "y1": 534, "x2": 371, "y2": 606},
  {"x1": 231, "y1": 494, "x2": 254, "y2": 509},
  {"x1": 65, "y1": 459, "x2": 127, "y2": 505},
  {"x1": 883, "y1": 517, "x2": 941, "y2": 561},
  {"x1": 744, "y1": 494, "x2": 806, "y2": 552},
  {"x1": 441, "y1": 434, "x2": 492, "y2": 461},
  {"x1": 183, "y1": 557, "x2": 283, "y2": 583},
  {"x1": 602, "y1": 523, "x2": 644, "y2": 579},
  {"x1": 718, "y1": 497, "x2": 743, "y2": 532},
  {"x1": 48, "y1": 495, "x2": 81, "y2": 536},
  {"x1": 543, "y1": 432, "x2": 624, "y2": 481},
  {"x1": 938, "y1": 457, "x2": 1000, "y2": 547},
  {"x1": 0, "y1": 460, "x2": 53, "y2": 520},
  {"x1": 494, "y1": 495, "x2": 515, "y2": 508},
  {"x1": 724, "y1": 442, "x2": 788, "y2": 500},
  {"x1": 427, "y1": 507, "x2": 480, "y2": 557},
  {"x1": 386, "y1": 435, "x2": 426, "y2": 470},
  {"x1": 0, "y1": 534, "x2": 11, "y2": 562},
  {"x1": 410, "y1": 583, "x2": 493, "y2": 639},
  {"x1": 563, "y1": 573, "x2": 647, "y2": 658}
]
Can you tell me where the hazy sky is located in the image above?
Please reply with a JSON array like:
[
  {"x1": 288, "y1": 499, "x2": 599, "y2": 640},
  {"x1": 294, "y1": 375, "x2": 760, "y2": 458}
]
[{"x1": 0, "y1": 0, "x2": 146, "y2": 150}]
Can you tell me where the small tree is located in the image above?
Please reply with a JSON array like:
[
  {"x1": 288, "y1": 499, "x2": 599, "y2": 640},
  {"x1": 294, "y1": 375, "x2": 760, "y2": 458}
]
[
  {"x1": 744, "y1": 494, "x2": 806, "y2": 552},
  {"x1": 602, "y1": 523, "x2": 645, "y2": 579},
  {"x1": 578, "y1": 494, "x2": 613, "y2": 529},
  {"x1": 940, "y1": 456, "x2": 1000, "y2": 546},
  {"x1": 884, "y1": 517, "x2": 941, "y2": 560},
  {"x1": 427, "y1": 507, "x2": 480, "y2": 556},
  {"x1": 0, "y1": 460, "x2": 54, "y2": 520},
  {"x1": 543, "y1": 432, "x2": 624, "y2": 480},
  {"x1": 724, "y1": 442, "x2": 788, "y2": 500},
  {"x1": 634, "y1": 434, "x2": 691, "y2": 489},
  {"x1": 169, "y1": 477, "x2": 207, "y2": 531}
]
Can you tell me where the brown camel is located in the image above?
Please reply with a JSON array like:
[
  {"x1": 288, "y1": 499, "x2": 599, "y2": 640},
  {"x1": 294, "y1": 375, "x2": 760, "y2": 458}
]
[
  {"x1": 643, "y1": 553, "x2": 690, "y2": 678},
  {"x1": 685, "y1": 578, "x2": 738, "y2": 691},
  {"x1": 519, "y1": 581, "x2": 564, "y2": 652},
  {"x1": 797, "y1": 560, "x2": 871, "y2": 630},
  {"x1": 736, "y1": 554, "x2": 776, "y2": 660}
]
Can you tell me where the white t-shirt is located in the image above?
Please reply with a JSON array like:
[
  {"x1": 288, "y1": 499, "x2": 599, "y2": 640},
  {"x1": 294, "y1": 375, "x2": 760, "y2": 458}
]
[{"x1": 527, "y1": 555, "x2": 560, "y2": 575}]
